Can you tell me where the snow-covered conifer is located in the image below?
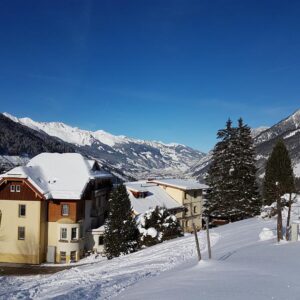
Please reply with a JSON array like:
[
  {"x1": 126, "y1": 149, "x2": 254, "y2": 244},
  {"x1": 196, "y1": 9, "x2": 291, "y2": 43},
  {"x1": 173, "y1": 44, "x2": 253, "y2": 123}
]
[
  {"x1": 138, "y1": 206, "x2": 183, "y2": 247},
  {"x1": 205, "y1": 118, "x2": 261, "y2": 221}
]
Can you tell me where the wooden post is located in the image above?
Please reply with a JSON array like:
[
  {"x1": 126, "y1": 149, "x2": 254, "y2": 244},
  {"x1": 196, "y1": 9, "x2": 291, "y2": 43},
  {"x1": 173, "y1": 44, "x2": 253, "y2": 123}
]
[
  {"x1": 190, "y1": 202, "x2": 201, "y2": 261},
  {"x1": 276, "y1": 182, "x2": 283, "y2": 242},
  {"x1": 206, "y1": 216, "x2": 212, "y2": 259},
  {"x1": 193, "y1": 223, "x2": 201, "y2": 261}
]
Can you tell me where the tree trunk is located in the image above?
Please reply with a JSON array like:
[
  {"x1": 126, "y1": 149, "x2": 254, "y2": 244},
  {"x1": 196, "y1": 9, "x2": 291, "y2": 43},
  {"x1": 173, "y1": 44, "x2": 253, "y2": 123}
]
[
  {"x1": 277, "y1": 196, "x2": 283, "y2": 242},
  {"x1": 286, "y1": 193, "x2": 292, "y2": 240}
]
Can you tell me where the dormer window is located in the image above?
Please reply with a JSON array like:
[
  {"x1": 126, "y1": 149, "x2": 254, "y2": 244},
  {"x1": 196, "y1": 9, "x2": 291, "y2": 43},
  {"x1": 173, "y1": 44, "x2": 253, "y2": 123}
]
[
  {"x1": 134, "y1": 192, "x2": 147, "y2": 198},
  {"x1": 10, "y1": 185, "x2": 15, "y2": 192},
  {"x1": 16, "y1": 185, "x2": 21, "y2": 193},
  {"x1": 61, "y1": 204, "x2": 69, "y2": 216}
]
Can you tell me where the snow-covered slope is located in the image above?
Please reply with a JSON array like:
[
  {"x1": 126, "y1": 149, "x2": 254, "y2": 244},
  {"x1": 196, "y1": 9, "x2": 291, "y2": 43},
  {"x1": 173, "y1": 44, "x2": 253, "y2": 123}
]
[
  {"x1": 3, "y1": 113, "x2": 206, "y2": 179},
  {"x1": 255, "y1": 109, "x2": 300, "y2": 144},
  {"x1": 2, "y1": 215, "x2": 300, "y2": 299},
  {"x1": 254, "y1": 109, "x2": 300, "y2": 178}
]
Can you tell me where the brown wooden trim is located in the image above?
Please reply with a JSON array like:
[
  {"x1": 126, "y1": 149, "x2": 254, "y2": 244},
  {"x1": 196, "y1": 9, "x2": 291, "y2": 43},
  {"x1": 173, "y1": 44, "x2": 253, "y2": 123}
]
[{"x1": 0, "y1": 177, "x2": 45, "y2": 200}]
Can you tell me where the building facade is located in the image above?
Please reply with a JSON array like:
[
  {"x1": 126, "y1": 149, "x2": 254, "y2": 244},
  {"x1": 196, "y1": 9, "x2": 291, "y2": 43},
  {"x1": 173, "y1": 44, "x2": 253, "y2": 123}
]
[
  {"x1": 149, "y1": 179, "x2": 208, "y2": 232},
  {"x1": 0, "y1": 153, "x2": 112, "y2": 264},
  {"x1": 126, "y1": 179, "x2": 208, "y2": 233}
]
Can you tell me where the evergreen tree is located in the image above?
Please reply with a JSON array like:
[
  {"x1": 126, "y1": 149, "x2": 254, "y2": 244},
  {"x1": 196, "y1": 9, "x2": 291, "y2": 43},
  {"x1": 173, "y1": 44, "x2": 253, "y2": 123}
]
[
  {"x1": 231, "y1": 118, "x2": 261, "y2": 218},
  {"x1": 138, "y1": 206, "x2": 183, "y2": 247},
  {"x1": 263, "y1": 140, "x2": 295, "y2": 241},
  {"x1": 104, "y1": 184, "x2": 139, "y2": 259},
  {"x1": 205, "y1": 119, "x2": 237, "y2": 221},
  {"x1": 205, "y1": 118, "x2": 261, "y2": 221}
]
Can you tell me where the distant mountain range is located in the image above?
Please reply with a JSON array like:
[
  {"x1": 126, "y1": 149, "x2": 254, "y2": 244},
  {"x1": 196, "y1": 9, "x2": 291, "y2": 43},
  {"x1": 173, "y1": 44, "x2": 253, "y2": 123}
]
[
  {"x1": 1, "y1": 113, "x2": 205, "y2": 180},
  {"x1": 1, "y1": 109, "x2": 300, "y2": 182},
  {"x1": 190, "y1": 109, "x2": 300, "y2": 180}
]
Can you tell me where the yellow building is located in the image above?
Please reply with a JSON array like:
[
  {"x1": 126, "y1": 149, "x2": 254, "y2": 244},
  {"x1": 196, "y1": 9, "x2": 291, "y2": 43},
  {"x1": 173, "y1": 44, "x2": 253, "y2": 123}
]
[
  {"x1": 0, "y1": 153, "x2": 112, "y2": 264},
  {"x1": 125, "y1": 179, "x2": 208, "y2": 233}
]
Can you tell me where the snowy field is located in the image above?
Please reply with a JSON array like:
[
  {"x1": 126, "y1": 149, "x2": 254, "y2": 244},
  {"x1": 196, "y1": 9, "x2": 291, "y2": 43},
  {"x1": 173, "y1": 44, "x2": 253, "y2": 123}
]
[{"x1": 1, "y1": 217, "x2": 300, "y2": 299}]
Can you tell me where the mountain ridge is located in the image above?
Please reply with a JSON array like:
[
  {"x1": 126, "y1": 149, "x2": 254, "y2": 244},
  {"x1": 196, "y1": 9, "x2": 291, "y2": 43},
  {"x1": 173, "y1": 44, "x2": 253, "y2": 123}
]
[
  {"x1": 2, "y1": 113, "x2": 206, "y2": 180},
  {"x1": 190, "y1": 108, "x2": 300, "y2": 180}
]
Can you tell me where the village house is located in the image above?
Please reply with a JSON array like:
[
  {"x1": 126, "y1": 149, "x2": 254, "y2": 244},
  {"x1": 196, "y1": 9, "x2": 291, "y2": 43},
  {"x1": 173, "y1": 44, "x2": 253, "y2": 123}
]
[
  {"x1": 0, "y1": 153, "x2": 112, "y2": 264},
  {"x1": 125, "y1": 179, "x2": 208, "y2": 232}
]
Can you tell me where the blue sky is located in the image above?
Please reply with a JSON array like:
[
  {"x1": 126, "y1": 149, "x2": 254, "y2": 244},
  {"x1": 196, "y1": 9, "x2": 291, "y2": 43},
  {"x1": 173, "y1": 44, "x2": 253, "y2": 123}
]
[{"x1": 0, "y1": 0, "x2": 299, "y2": 152}]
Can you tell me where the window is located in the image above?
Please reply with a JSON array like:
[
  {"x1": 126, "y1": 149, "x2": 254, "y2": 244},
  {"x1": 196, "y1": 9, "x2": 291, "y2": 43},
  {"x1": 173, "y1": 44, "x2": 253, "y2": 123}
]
[
  {"x1": 61, "y1": 204, "x2": 69, "y2": 216},
  {"x1": 10, "y1": 185, "x2": 15, "y2": 192},
  {"x1": 60, "y1": 227, "x2": 67, "y2": 240},
  {"x1": 18, "y1": 226, "x2": 25, "y2": 240},
  {"x1": 193, "y1": 206, "x2": 197, "y2": 214},
  {"x1": 19, "y1": 204, "x2": 26, "y2": 217},
  {"x1": 71, "y1": 228, "x2": 77, "y2": 240},
  {"x1": 16, "y1": 185, "x2": 21, "y2": 193},
  {"x1": 185, "y1": 220, "x2": 189, "y2": 227},
  {"x1": 98, "y1": 236, "x2": 104, "y2": 245},
  {"x1": 60, "y1": 251, "x2": 66, "y2": 263},
  {"x1": 184, "y1": 192, "x2": 187, "y2": 200},
  {"x1": 70, "y1": 251, "x2": 76, "y2": 262},
  {"x1": 193, "y1": 191, "x2": 197, "y2": 198}
]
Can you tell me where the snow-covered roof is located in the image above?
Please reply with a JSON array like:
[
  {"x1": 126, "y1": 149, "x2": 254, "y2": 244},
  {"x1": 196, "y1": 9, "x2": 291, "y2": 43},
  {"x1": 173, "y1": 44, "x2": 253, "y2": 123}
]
[
  {"x1": 0, "y1": 153, "x2": 112, "y2": 200},
  {"x1": 149, "y1": 179, "x2": 209, "y2": 191},
  {"x1": 125, "y1": 181, "x2": 182, "y2": 215}
]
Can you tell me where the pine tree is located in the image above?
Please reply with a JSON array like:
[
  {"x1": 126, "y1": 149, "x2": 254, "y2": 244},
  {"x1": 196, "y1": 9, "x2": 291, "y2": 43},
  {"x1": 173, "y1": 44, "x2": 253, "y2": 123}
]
[
  {"x1": 231, "y1": 118, "x2": 261, "y2": 218},
  {"x1": 104, "y1": 184, "x2": 139, "y2": 259},
  {"x1": 205, "y1": 118, "x2": 261, "y2": 221},
  {"x1": 263, "y1": 140, "x2": 295, "y2": 242},
  {"x1": 205, "y1": 119, "x2": 237, "y2": 221}
]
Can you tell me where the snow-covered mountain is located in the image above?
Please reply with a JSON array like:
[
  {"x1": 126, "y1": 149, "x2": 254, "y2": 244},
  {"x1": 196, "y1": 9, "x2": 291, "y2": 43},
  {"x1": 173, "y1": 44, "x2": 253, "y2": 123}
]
[
  {"x1": 2, "y1": 113, "x2": 206, "y2": 180},
  {"x1": 254, "y1": 109, "x2": 300, "y2": 178},
  {"x1": 251, "y1": 126, "x2": 269, "y2": 138},
  {"x1": 190, "y1": 109, "x2": 300, "y2": 180}
]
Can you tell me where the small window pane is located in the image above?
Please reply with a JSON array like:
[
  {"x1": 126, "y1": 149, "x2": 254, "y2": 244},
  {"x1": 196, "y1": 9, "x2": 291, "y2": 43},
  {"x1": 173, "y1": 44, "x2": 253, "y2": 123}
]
[
  {"x1": 60, "y1": 228, "x2": 67, "y2": 240},
  {"x1": 16, "y1": 185, "x2": 21, "y2": 192},
  {"x1": 71, "y1": 228, "x2": 77, "y2": 240},
  {"x1": 70, "y1": 251, "x2": 76, "y2": 262},
  {"x1": 61, "y1": 204, "x2": 69, "y2": 216},
  {"x1": 18, "y1": 226, "x2": 25, "y2": 240},
  {"x1": 10, "y1": 185, "x2": 15, "y2": 192},
  {"x1": 19, "y1": 204, "x2": 26, "y2": 217},
  {"x1": 98, "y1": 236, "x2": 104, "y2": 245},
  {"x1": 60, "y1": 251, "x2": 66, "y2": 263}
]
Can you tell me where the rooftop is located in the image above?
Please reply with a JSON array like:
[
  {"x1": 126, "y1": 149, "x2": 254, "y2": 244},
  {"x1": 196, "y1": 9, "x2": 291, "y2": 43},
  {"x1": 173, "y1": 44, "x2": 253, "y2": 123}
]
[
  {"x1": 1, "y1": 153, "x2": 112, "y2": 200},
  {"x1": 125, "y1": 181, "x2": 182, "y2": 215},
  {"x1": 148, "y1": 179, "x2": 209, "y2": 191}
]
